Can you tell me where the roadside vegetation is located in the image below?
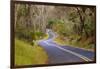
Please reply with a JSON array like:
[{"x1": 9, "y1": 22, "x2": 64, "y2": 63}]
[
  {"x1": 15, "y1": 38, "x2": 48, "y2": 65},
  {"x1": 51, "y1": 7, "x2": 96, "y2": 51},
  {"x1": 14, "y1": 4, "x2": 96, "y2": 65},
  {"x1": 54, "y1": 35, "x2": 95, "y2": 51}
]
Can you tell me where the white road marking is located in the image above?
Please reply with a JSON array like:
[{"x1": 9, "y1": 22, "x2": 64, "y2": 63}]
[{"x1": 43, "y1": 41, "x2": 92, "y2": 62}]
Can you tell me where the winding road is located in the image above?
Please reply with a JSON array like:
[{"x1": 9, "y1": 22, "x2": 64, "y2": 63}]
[{"x1": 38, "y1": 29, "x2": 94, "y2": 64}]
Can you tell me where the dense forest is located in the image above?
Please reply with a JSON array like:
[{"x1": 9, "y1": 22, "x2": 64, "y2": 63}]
[{"x1": 14, "y1": 3, "x2": 96, "y2": 65}]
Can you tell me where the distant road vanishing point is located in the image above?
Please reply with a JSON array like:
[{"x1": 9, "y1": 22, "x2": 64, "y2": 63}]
[{"x1": 38, "y1": 29, "x2": 94, "y2": 64}]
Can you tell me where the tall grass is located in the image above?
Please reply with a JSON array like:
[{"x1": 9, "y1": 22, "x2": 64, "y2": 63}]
[{"x1": 15, "y1": 38, "x2": 48, "y2": 66}]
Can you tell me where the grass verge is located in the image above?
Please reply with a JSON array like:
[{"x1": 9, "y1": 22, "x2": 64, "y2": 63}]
[
  {"x1": 43, "y1": 33, "x2": 49, "y2": 40},
  {"x1": 15, "y1": 38, "x2": 48, "y2": 66}
]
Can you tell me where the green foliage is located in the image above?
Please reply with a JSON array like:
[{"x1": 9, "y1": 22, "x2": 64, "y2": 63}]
[
  {"x1": 15, "y1": 4, "x2": 47, "y2": 42},
  {"x1": 15, "y1": 4, "x2": 96, "y2": 57},
  {"x1": 32, "y1": 31, "x2": 45, "y2": 40},
  {"x1": 47, "y1": 19, "x2": 64, "y2": 28},
  {"x1": 47, "y1": 19, "x2": 55, "y2": 28},
  {"x1": 84, "y1": 15, "x2": 95, "y2": 37},
  {"x1": 69, "y1": 11, "x2": 79, "y2": 23},
  {"x1": 17, "y1": 4, "x2": 29, "y2": 18},
  {"x1": 48, "y1": 19, "x2": 68, "y2": 36}
]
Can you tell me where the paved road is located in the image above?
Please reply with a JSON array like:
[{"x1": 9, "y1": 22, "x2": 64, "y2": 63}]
[{"x1": 38, "y1": 29, "x2": 94, "y2": 64}]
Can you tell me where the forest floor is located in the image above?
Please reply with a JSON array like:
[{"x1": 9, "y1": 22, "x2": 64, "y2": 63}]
[{"x1": 15, "y1": 38, "x2": 48, "y2": 65}]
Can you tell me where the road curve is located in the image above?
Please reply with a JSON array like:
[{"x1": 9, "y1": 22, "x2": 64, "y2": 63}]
[{"x1": 38, "y1": 29, "x2": 94, "y2": 64}]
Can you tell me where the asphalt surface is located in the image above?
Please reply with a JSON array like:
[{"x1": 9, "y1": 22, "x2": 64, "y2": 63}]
[{"x1": 38, "y1": 29, "x2": 94, "y2": 64}]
